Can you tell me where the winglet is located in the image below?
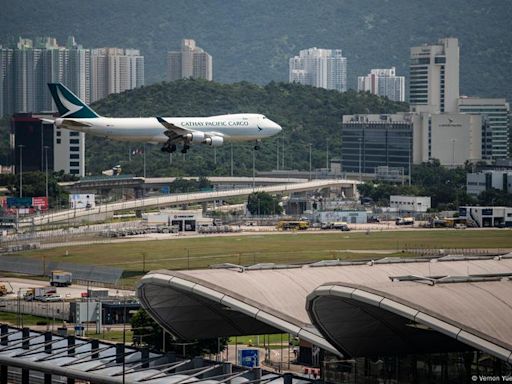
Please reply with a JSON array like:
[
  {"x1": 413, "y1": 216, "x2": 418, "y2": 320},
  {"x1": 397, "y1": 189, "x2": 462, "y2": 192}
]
[{"x1": 48, "y1": 83, "x2": 99, "y2": 119}]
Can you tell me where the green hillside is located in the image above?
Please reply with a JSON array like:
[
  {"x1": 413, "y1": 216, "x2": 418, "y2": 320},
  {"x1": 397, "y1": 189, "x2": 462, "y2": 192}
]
[
  {"x1": 1, "y1": 0, "x2": 511, "y2": 100},
  {"x1": 86, "y1": 80, "x2": 407, "y2": 176}
]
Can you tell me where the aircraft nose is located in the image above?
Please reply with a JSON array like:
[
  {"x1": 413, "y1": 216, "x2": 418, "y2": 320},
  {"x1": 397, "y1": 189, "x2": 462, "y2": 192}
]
[{"x1": 270, "y1": 119, "x2": 282, "y2": 133}]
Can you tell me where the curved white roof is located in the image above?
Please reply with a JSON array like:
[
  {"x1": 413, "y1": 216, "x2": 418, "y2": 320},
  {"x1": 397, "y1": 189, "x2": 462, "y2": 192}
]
[{"x1": 138, "y1": 255, "x2": 512, "y2": 360}]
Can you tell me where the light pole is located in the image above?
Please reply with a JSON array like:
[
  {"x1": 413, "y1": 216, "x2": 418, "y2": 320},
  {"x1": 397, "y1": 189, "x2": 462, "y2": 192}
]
[
  {"x1": 326, "y1": 140, "x2": 329, "y2": 169},
  {"x1": 408, "y1": 136, "x2": 412, "y2": 186},
  {"x1": 451, "y1": 139, "x2": 456, "y2": 167},
  {"x1": 230, "y1": 143, "x2": 234, "y2": 176},
  {"x1": 18, "y1": 145, "x2": 25, "y2": 197},
  {"x1": 44, "y1": 146, "x2": 49, "y2": 199},
  {"x1": 143, "y1": 143, "x2": 146, "y2": 178},
  {"x1": 308, "y1": 143, "x2": 312, "y2": 181},
  {"x1": 252, "y1": 147, "x2": 256, "y2": 191}
]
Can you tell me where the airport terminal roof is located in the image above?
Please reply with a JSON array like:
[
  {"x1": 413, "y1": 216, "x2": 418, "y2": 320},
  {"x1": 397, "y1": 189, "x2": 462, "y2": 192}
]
[{"x1": 138, "y1": 254, "x2": 512, "y2": 361}]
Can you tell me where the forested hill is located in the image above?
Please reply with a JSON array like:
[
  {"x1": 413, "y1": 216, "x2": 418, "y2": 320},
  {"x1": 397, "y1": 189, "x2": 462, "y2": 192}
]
[
  {"x1": 85, "y1": 80, "x2": 407, "y2": 177},
  {"x1": 2, "y1": 0, "x2": 511, "y2": 100}
]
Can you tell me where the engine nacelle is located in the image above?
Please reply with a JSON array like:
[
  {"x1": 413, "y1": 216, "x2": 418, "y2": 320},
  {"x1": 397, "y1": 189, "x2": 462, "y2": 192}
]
[
  {"x1": 185, "y1": 131, "x2": 206, "y2": 143},
  {"x1": 204, "y1": 136, "x2": 224, "y2": 147}
]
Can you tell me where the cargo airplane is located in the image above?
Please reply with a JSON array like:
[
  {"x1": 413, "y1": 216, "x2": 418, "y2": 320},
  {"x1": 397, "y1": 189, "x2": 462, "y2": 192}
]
[{"x1": 45, "y1": 83, "x2": 282, "y2": 153}]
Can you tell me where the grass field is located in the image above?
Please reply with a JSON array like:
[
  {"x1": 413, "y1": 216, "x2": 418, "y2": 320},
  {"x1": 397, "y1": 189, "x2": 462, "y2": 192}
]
[{"x1": 12, "y1": 230, "x2": 512, "y2": 287}]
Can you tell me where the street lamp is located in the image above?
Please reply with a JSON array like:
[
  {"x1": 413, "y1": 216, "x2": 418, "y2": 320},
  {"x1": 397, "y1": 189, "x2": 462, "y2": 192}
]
[
  {"x1": 18, "y1": 145, "x2": 25, "y2": 197},
  {"x1": 44, "y1": 146, "x2": 49, "y2": 199}
]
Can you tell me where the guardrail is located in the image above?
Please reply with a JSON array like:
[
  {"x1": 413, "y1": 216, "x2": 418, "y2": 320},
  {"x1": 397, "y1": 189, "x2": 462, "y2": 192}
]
[{"x1": 19, "y1": 179, "x2": 357, "y2": 227}]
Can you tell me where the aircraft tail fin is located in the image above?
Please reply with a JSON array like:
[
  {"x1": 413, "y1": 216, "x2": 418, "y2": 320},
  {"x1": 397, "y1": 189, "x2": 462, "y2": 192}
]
[{"x1": 48, "y1": 83, "x2": 99, "y2": 118}]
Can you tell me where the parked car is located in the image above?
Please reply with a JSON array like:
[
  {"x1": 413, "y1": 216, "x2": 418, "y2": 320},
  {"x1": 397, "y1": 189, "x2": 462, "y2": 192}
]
[{"x1": 40, "y1": 294, "x2": 63, "y2": 302}]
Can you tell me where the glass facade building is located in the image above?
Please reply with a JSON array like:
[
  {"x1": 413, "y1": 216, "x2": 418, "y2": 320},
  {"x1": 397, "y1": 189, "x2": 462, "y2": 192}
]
[{"x1": 341, "y1": 115, "x2": 413, "y2": 176}]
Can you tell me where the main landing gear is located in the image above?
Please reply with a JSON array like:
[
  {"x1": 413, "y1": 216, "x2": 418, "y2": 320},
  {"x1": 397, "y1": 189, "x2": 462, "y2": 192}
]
[
  {"x1": 161, "y1": 142, "x2": 177, "y2": 153},
  {"x1": 181, "y1": 144, "x2": 190, "y2": 154},
  {"x1": 254, "y1": 140, "x2": 261, "y2": 150}
]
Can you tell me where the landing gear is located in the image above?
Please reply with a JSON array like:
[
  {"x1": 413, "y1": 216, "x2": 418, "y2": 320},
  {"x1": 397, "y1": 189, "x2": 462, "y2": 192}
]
[
  {"x1": 181, "y1": 144, "x2": 190, "y2": 154},
  {"x1": 254, "y1": 144, "x2": 261, "y2": 150},
  {"x1": 161, "y1": 142, "x2": 177, "y2": 153}
]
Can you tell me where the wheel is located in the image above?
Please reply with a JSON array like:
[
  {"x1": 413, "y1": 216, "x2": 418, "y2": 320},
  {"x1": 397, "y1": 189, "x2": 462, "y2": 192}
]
[
  {"x1": 160, "y1": 146, "x2": 167, "y2": 152},
  {"x1": 181, "y1": 148, "x2": 188, "y2": 154},
  {"x1": 254, "y1": 145, "x2": 260, "y2": 150},
  {"x1": 170, "y1": 143, "x2": 177, "y2": 152}
]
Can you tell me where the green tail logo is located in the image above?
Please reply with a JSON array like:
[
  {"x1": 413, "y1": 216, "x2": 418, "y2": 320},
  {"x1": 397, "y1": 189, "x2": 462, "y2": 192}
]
[{"x1": 48, "y1": 83, "x2": 99, "y2": 118}]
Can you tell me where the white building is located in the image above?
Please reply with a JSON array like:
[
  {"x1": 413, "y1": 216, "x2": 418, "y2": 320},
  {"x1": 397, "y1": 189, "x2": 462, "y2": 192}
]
[
  {"x1": 142, "y1": 209, "x2": 213, "y2": 232},
  {"x1": 458, "y1": 97, "x2": 510, "y2": 160},
  {"x1": 390, "y1": 195, "x2": 431, "y2": 213},
  {"x1": 289, "y1": 47, "x2": 347, "y2": 92},
  {"x1": 411, "y1": 112, "x2": 482, "y2": 166},
  {"x1": 167, "y1": 39, "x2": 212, "y2": 81},
  {"x1": 409, "y1": 37, "x2": 459, "y2": 113},
  {"x1": 357, "y1": 67, "x2": 405, "y2": 102},
  {"x1": 467, "y1": 170, "x2": 512, "y2": 196},
  {"x1": 458, "y1": 206, "x2": 512, "y2": 228}
]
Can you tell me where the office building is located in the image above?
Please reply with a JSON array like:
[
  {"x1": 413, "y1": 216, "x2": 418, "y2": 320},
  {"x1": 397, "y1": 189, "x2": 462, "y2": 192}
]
[
  {"x1": 357, "y1": 67, "x2": 405, "y2": 102},
  {"x1": 0, "y1": 36, "x2": 144, "y2": 116},
  {"x1": 11, "y1": 113, "x2": 85, "y2": 177},
  {"x1": 390, "y1": 195, "x2": 431, "y2": 213},
  {"x1": 412, "y1": 112, "x2": 482, "y2": 166},
  {"x1": 458, "y1": 97, "x2": 510, "y2": 160},
  {"x1": 466, "y1": 170, "x2": 512, "y2": 196},
  {"x1": 167, "y1": 39, "x2": 212, "y2": 81},
  {"x1": 289, "y1": 47, "x2": 347, "y2": 92},
  {"x1": 341, "y1": 112, "x2": 482, "y2": 175},
  {"x1": 341, "y1": 114, "x2": 413, "y2": 177},
  {"x1": 409, "y1": 37, "x2": 459, "y2": 113}
]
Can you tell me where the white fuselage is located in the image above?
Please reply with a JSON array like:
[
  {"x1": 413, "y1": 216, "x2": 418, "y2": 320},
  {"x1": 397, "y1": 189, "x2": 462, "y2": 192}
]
[{"x1": 58, "y1": 113, "x2": 281, "y2": 144}]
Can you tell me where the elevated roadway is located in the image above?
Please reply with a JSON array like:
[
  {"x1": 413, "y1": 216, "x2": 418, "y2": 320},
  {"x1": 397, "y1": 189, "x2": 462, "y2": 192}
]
[{"x1": 21, "y1": 179, "x2": 359, "y2": 227}]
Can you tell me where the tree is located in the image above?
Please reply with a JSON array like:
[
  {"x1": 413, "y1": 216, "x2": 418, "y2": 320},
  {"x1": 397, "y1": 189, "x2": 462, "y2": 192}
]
[{"x1": 246, "y1": 192, "x2": 283, "y2": 215}]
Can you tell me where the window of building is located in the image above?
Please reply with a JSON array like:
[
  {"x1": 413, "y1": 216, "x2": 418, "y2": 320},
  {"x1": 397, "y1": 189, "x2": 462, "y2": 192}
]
[
  {"x1": 56, "y1": 131, "x2": 61, "y2": 137},
  {"x1": 70, "y1": 154, "x2": 80, "y2": 159},
  {"x1": 70, "y1": 139, "x2": 80, "y2": 144},
  {"x1": 70, "y1": 169, "x2": 80, "y2": 175},
  {"x1": 56, "y1": 139, "x2": 61, "y2": 144},
  {"x1": 70, "y1": 132, "x2": 79, "y2": 136},
  {"x1": 70, "y1": 146, "x2": 80, "y2": 152},
  {"x1": 70, "y1": 161, "x2": 80, "y2": 167}
]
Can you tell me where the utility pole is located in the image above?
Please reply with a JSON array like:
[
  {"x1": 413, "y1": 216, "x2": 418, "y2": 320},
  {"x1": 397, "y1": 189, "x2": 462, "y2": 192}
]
[
  {"x1": 252, "y1": 148, "x2": 256, "y2": 191},
  {"x1": 326, "y1": 140, "x2": 329, "y2": 169}
]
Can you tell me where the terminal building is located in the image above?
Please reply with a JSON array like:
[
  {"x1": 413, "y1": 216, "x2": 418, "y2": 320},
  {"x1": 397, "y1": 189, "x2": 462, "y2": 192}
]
[
  {"x1": 467, "y1": 170, "x2": 512, "y2": 196},
  {"x1": 138, "y1": 254, "x2": 512, "y2": 383}
]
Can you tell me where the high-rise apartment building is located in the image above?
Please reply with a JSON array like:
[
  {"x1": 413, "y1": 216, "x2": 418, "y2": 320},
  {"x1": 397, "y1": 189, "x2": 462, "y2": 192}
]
[
  {"x1": 0, "y1": 36, "x2": 144, "y2": 116},
  {"x1": 90, "y1": 47, "x2": 144, "y2": 102},
  {"x1": 409, "y1": 37, "x2": 459, "y2": 113},
  {"x1": 289, "y1": 48, "x2": 347, "y2": 92},
  {"x1": 357, "y1": 67, "x2": 405, "y2": 102},
  {"x1": 167, "y1": 39, "x2": 212, "y2": 81},
  {"x1": 458, "y1": 97, "x2": 510, "y2": 160}
]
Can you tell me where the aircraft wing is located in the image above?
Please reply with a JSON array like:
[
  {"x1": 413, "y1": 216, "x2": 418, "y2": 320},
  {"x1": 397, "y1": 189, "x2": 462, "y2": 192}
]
[
  {"x1": 156, "y1": 117, "x2": 190, "y2": 137},
  {"x1": 60, "y1": 119, "x2": 92, "y2": 128}
]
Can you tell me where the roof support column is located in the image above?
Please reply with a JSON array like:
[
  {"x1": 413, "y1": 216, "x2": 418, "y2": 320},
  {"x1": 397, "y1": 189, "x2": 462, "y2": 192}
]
[
  {"x1": 44, "y1": 332, "x2": 52, "y2": 384},
  {"x1": 0, "y1": 365, "x2": 7, "y2": 384}
]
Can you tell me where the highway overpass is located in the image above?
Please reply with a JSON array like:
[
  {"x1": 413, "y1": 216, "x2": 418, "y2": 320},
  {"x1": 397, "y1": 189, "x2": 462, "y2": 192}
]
[{"x1": 21, "y1": 179, "x2": 359, "y2": 227}]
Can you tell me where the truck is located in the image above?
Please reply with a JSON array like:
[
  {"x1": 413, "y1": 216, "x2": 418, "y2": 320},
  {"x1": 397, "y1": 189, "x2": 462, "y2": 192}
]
[
  {"x1": 24, "y1": 287, "x2": 57, "y2": 301},
  {"x1": 0, "y1": 282, "x2": 13, "y2": 297},
  {"x1": 50, "y1": 270, "x2": 72, "y2": 287},
  {"x1": 321, "y1": 222, "x2": 350, "y2": 231},
  {"x1": 395, "y1": 217, "x2": 415, "y2": 226},
  {"x1": 276, "y1": 220, "x2": 310, "y2": 231}
]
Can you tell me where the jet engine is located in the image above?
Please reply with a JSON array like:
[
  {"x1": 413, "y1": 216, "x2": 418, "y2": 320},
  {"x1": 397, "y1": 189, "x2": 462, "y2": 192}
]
[
  {"x1": 204, "y1": 136, "x2": 224, "y2": 146},
  {"x1": 185, "y1": 132, "x2": 206, "y2": 143}
]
